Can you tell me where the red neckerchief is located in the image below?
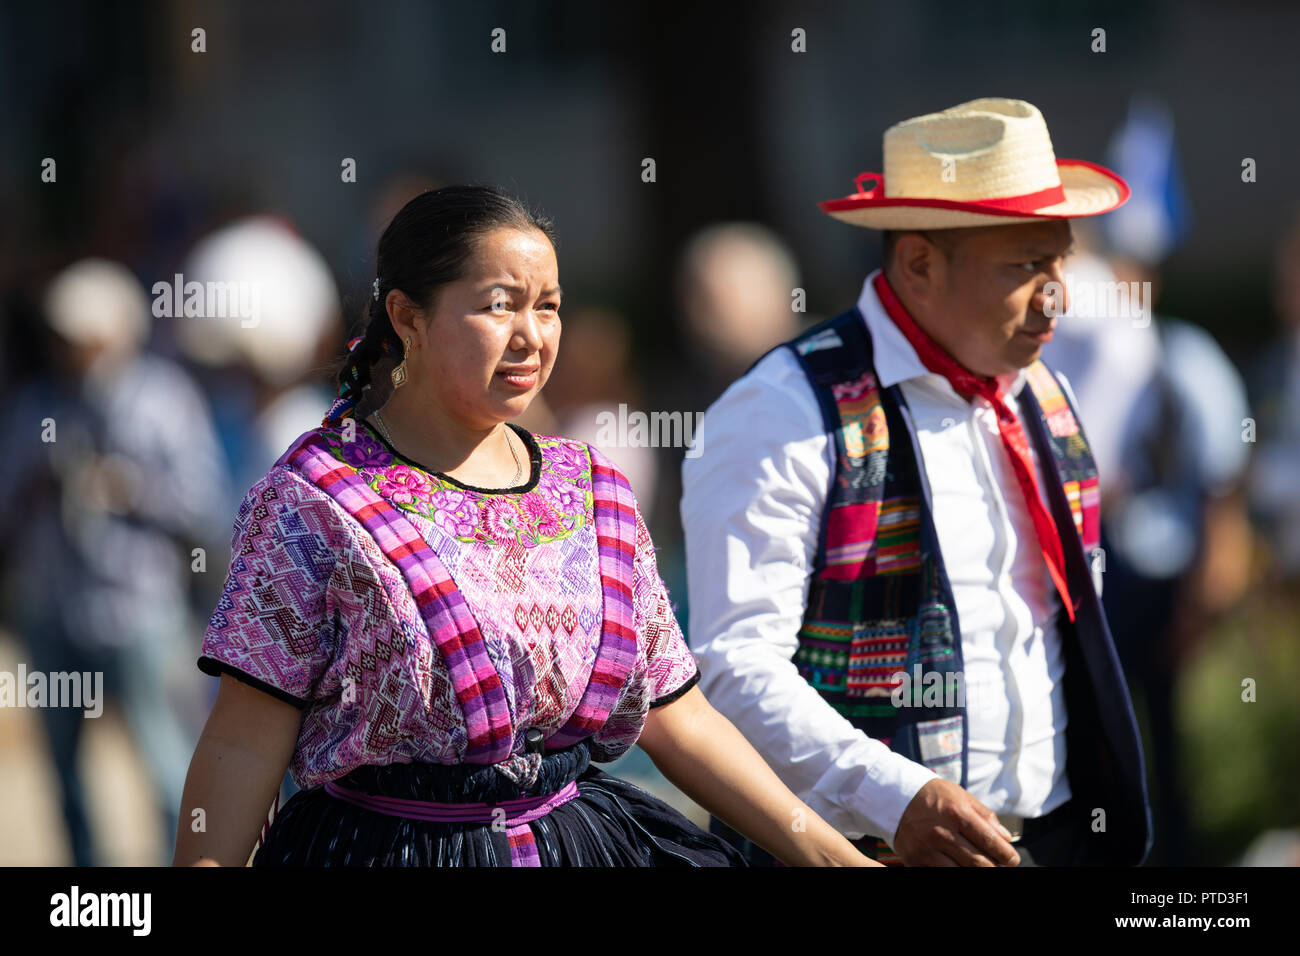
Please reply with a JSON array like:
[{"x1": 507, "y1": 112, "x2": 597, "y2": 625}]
[{"x1": 872, "y1": 271, "x2": 1076, "y2": 622}]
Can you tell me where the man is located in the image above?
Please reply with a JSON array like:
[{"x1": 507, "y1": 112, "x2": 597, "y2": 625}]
[{"x1": 682, "y1": 98, "x2": 1152, "y2": 866}]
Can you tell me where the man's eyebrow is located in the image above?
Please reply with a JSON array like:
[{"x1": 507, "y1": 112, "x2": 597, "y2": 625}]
[{"x1": 1015, "y1": 242, "x2": 1075, "y2": 258}]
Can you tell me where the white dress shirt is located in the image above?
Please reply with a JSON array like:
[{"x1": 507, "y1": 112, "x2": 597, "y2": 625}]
[{"x1": 682, "y1": 270, "x2": 1093, "y2": 845}]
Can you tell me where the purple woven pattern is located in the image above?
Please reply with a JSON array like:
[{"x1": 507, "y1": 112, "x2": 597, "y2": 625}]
[
  {"x1": 202, "y1": 474, "x2": 343, "y2": 704},
  {"x1": 285, "y1": 433, "x2": 514, "y2": 763},
  {"x1": 547, "y1": 445, "x2": 641, "y2": 749}
]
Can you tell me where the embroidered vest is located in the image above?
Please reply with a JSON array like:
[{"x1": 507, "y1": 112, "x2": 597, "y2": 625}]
[
  {"x1": 270, "y1": 395, "x2": 640, "y2": 865},
  {"x1": 713, "y1": 308, "x2": 1150, "y2": 866}
]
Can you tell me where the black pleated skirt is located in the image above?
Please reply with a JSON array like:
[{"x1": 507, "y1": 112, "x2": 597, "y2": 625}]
[{"x1": 252, "y1": 741, "x2": 747, "y2": 867}]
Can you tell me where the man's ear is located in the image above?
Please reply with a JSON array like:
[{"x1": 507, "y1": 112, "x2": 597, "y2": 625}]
[{"x1": 889, "y1": 232, "x2": 945, "y2": 308}]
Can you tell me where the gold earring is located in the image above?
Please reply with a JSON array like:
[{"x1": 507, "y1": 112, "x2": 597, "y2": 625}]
[{"x1": 391, "y1": 336, "x2": 412, "y2": 388}]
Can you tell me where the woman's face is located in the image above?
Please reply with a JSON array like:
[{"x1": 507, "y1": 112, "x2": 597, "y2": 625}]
[{"x1": 406, "y1": 226, "x2": 561, "y2": 429}]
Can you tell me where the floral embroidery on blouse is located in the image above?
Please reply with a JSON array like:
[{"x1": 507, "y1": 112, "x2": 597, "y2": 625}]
[{"x1": 321, "y1": 423, "x2": 594, "y2": 549}]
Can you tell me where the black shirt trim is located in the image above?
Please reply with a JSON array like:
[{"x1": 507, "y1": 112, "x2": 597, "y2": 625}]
[
  {"x1": 198, "y1": 656, "x2": 311, "y2": 710},
  {"x1": 361, "y1": 418, "x2": 542, "y2": 495},
  {"x1": 649, "y1": 668, "x2": 701, "y2": 709}
]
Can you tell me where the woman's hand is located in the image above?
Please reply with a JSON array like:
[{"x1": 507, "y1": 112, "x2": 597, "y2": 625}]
[
  {"x1": 172, "y1": 674, "x2": 303, "y2": 866},
  {"x1": 637, "y1": 685, "x2": 883, "y2": 867}
]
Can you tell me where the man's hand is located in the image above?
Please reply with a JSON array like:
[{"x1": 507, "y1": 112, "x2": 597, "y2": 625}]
[{"x1": 892, "y1": 778, "x2": 1021, "y2": 866}]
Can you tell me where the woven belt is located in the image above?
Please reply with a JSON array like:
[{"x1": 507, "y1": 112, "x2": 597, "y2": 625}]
[
  {"x1": 323, "y1": 778, "x2": 580, "y2": 824},
  {"x1": 323, "y1": 778, "x2": 580, "y2": 866}
]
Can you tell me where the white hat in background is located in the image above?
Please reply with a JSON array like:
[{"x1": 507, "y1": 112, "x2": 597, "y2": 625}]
[
  {"x1": 44, "y1": 258, "x2": 149, "y2": 351},
  {"x1": 177, "y1": 215, "x2": 339, "y2": 388}
]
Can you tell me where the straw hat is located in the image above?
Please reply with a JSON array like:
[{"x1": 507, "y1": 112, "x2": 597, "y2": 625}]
[{"x1": 819, "y1": 98, "x2": 1129, "y2": 230}]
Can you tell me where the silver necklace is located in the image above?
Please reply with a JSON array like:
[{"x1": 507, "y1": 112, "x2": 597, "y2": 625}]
[{"x1": 372, "y1": 409, "x2": 524, "y2": 489}]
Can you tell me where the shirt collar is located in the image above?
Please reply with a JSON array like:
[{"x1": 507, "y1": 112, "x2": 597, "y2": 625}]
[{"x1": 856, "y1": 268, "x2": 1027, "y2": 398}]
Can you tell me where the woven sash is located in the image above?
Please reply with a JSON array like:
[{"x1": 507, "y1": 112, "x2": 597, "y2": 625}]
[{"x1": 1021, "y1": 362, "x2": 1101, "y2": 557}]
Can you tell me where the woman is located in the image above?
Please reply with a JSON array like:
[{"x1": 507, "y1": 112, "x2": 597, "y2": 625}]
[{"x1": 174, "y1": 185, "x2": 880, "y2": 867}]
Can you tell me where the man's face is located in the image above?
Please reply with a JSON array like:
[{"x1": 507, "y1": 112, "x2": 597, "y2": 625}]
[{"x1": 919, "y1": 220, "x2": 1074, "y2": 378}]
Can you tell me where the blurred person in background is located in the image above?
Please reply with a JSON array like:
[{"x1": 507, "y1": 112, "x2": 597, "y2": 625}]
[
  {"x1": 1239, "y1": 212, "x2": 1300, "y2": 867},
  {"x1": 1249, "y1": 208, "x2": 1300, "y2": 579},
  {"x1": 674, "y1": 222, "x2": 806, "y2": 410},
  {"x1": 1042, "y1": 96, "x2": 1253, "y2": 864},
  {"x1": 652, "y1": 223, "x2": 806, "y2": 627},
  {"x1": 0, "y1": 258, "x2": 230, "y2": 865},
  {"x1": 175, "y1": 215, "x2": 344, "y2": 513},
  {"x1": 543, "y1": 305, "x2": 657, "y2": 519}
]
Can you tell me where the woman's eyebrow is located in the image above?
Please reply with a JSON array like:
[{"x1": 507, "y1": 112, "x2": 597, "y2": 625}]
[{"x1": 478, "y1": 282, "x2": 563, "y2": 296}]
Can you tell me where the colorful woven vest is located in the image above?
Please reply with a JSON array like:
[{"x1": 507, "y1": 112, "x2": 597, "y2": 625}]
[
  {"x1": 271, "y1": 396, "x2": 640, "y2": 865},
  {"x1": 715, "y1": 307, "x2": 1105, "y2": 865}
]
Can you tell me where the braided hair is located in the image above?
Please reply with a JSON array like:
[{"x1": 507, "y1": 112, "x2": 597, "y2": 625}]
[{"x1": 336, "y1": 184, "x2": 558, "y2": 420}]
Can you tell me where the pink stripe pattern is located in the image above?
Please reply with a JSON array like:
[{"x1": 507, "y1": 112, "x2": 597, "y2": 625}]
[{"x1": 545, "y1": 460, "x2": 640, "y2": 748}]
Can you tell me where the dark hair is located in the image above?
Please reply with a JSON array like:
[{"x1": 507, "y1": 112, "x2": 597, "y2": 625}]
[{"x1": 337, "y1": 184, "x2": 558, "y2": 418}]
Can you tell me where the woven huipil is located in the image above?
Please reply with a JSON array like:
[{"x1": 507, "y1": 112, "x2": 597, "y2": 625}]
[{"x1": 199, "y1": 395, "x2": 731, "y2": 866}]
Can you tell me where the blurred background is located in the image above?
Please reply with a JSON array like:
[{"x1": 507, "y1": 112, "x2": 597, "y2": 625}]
[{"x1": 0, "y1": 0, "x2": 1296, "y2": 865}]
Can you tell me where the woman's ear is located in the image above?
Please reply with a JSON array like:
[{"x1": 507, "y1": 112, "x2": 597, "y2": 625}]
[{"x1": 384, "y1": 289, "x2": 425, "y2": 341}]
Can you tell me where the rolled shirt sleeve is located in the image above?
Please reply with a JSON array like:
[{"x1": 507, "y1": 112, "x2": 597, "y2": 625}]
[{"x1": 681, "y1": 347, "x2": 937, "y2": 845}]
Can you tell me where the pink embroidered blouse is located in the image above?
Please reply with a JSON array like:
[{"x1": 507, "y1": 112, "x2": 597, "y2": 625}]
[{"x1": 198, "y1": 420, "x2": 699, "y2": 789}]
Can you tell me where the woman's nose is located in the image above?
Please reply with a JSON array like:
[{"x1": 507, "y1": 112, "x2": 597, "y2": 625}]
[{"x1": 510, "y1": 311, "x2": 545, "y2": 352}]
